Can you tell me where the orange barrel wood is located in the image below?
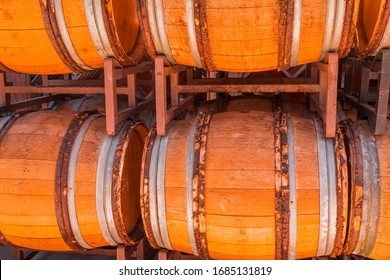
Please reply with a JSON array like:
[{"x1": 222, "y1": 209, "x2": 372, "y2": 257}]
[
  {"x1": 356, "y1": 0, "x2": 390, "y2": 56},
  {"x1": 53, "y1": 95, "x2": 128, "y2": 112},
  {"x1": 138, "y1": 0, "x2": 359, "y2": 72},
  {"x1": 54, "y1": 95, "x2": 156, "y2": 129},
  {"x1": 197, "y1": 96, "x2": 307, "y2": 117},
  {"x1": 340, "y1": 120, "x2": 390, "y2": 259},
  {"x1": 140, "y1": 110, "x2": 349, "y2": 259},
  {"x1": 0, "y1": 0, "x2": 145, "y2": 74},
  {"x1": 0, "y1": 110, "x2": 148, "y2": 251}
]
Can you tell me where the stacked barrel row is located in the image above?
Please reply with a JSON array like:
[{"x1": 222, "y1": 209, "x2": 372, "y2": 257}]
[
  {"x1": 140, "y1": 97, "x2": 390, "y2": 260},
  {"x1": 0, "y1": 0, "x2": 389, "y2": 74}
]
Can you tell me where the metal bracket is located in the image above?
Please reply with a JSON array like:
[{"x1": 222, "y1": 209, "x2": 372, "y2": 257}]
[
  {"x1": 309, "y1": 53, "x2": 339, "y2": 138},
  {"x1": 341, "y1": 50, "x2": 390, "y2": 135}
]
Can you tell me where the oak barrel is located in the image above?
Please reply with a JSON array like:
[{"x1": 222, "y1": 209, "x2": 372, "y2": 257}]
[
  {"x1": 141, "y1": 110, "x2": 348, "y2": 259},
  {"x1": 139, "y1": 0, "x2": 358, "y2": 72},
  {"x1": 357, "y1": 0, "x2": 390, "y2": 56},
  {"x1": 0, "y1": 110, "x2": 148, "y2": 251},
  {"x1": 0, "y1": 0, "x2": 144, "y2": 74},
  {"x1": 340, "y1": 120, "x2": 390, "y2": 259},
  {"x1": 54, "y1": 95, "x2": 156, "y2": 129}
]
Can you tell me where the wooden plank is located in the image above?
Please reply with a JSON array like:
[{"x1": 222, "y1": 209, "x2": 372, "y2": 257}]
[
  {"x1": 177, "y1": 84, "x2": 320, "y2": 93},
  {"x1": 104, "y1": 58, "x2": 118, "y2": 136},
  {"x1": 155, "y1": 56, "x2": 167, "y2": 136}
]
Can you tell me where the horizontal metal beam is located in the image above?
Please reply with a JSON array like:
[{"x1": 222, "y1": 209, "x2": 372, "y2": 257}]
[
  {"x1": 3, "y1": 86, "x2": 130, "y2": 95},
  {"x1": 177, "y1": 84, "x2": 320, "y2": 93},
  {"x1": 0, "y1": 94, "x2": 67, "y2": 113}
]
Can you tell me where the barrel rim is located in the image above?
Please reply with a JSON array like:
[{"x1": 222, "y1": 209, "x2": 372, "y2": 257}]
[
  {"x1": 137, "y1": 0, "x2": 158, "y2": 61},
  {"x1": 101, "y1": 0, "x2": 147, "y2": 66},
  {"x1": 357, "y1": 0, "x2": 390, "y2": 56},
  {"x1": 111, "y1": 121, "x2": 148, "y2": 246}
]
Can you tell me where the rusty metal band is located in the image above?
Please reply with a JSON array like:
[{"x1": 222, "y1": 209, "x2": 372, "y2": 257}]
[
  {"x1": 186, "y1": 0, "x2": 203, "y2": 68},
  {"x1": 101, "y1": 0, "x2": 147, "y2": 65},
  {"x1": 193, "y1": 112, "x2": 212, "y2": 259},
  {"x1": 52, "y1": 0, "x2": 94, "y2": 71},
  {"x1": 338, "y1": 0, "x2": 355, "y2": 57},
  {"x1": 362, "y1": 0, "x2": 390, "y2": 56},
  {"x1": 194, "y1": 0, "x2": 216, "y2": 71},
  {"x1": 67, "y1": 113, "x2": 101, "y2": 250},
  {"x1": 140, "y1": 127, "x2": 160, "y2": 248},
  {"x1": 55, "y1": 111, "x2": 95, "y2": 251},
  {"x1": 313, "y1": 118, "x2": 337, "y2": 256},
  {"x1": 84, "y1": 0, "x2": 116, "y2": 60},
  {"x1": 353, "y1": 122, "x2": 381, "y2": 256},
  {"x1": 111, "y1": 122, "x2": 146, "y2": 246},
  {"x1": 273, "y1": 98, "x2": 290, "y2": 260},
  {"x1": 148, "y1": 132, "x2": 165, "y2": 248},
  {"x1": 340, "y1": 120, "x2": 364, "y2": 255},
  {"x1": 156, "y1": 124, "x2": 174, "y2": 250},
  {"x1": 186, "y1": 120, "x2": 199, "y2": 256},
  {"x1": 290, "y1": 0, "x2": 302, "y2": 67},
  {"x1": 330, "y1": 125, "x2": 349, "y2": 257},
  {"x1": 277, "y1": 0, "x2": 294, "y2": 70},
  {"x1": 137, "y1": 0, "x2": 158, "y2": 59},
  {"x1": 287, "y1": 115, "x2": 297, "y2": 259},
  {"x1": 40, "y1": 0, "x2": 84, "y2": 73}
]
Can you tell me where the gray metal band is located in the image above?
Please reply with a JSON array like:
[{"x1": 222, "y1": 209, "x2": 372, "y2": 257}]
[
  {"x1": 320, "y1": 0, "x2": 336, "y2": 60},
  {"x1": 314, "y1": 118, "x2": 335, "y2": 256},
  {"x1": 72, "y1": 96, "x2": 91, "y2": 112},
  {"x1": 329, "y1": 0, "x2": 346, "y2": 51},
  {"x1": 354, "y1": 125, "x2": 381, "y2": 256},
  {"x1": 146, "y1": 0, "x2": 176, "y2": 64},
  {"x1": 103, "y1": 130, "x2": 124, "y2": 244},
  {"x1": 156, "y1": 126, "x2": 173, "y2": 250},
  {"x1": 287, "y1": 115, "x2": 297, "y2": 259},
  {"x1": 290, "y1": 0, "x2": 302, "y2": 67},
  {"x1": 325, "y1": 135, "x2": 337, "y2": 255},
  {"x1": 67, "y1": 114, "x2": 100, "y2": 250},
  {"x1": 186, "y1": 0, "x2": 203, "y2": 68},
  {"x1": 186, "y1": 121, "x2": 199, "y2": 256},
  {"x1": 0, "y1": 116, "x2": 12, "y2": 131},
  {"x1": 148, "y1": 135, "x2": 165, "y2": 248},
  {"x1": 53, "y1": 0, "x2": 93, "y2": 71},
  {"x1": 84, "y1": 0, "x2": 116, "y2": 59},
  {"x1": 96, "y1": 134, "x2": 118, "y2": 246}
]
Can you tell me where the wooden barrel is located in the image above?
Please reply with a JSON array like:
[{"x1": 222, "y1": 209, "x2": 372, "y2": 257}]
[
  {"x1": 197, "y1": 95, "x2": 307, "y2": 117},
  {"x1": 356, "y1": 0, "x2": 390, "y2": 56},
  {"x1": 53, "y1": 95, "x2": 128, "y2": 112},
  {"x1": 54, "y1": 95, "x2": 156, "y2": 129},
  {"x1": 0, "y1": 110, "x2": 148, "y2": 251},
  {"x1": 140, "y1": 110, "x2": 349, "y2": 259},
  {"x1": 0, "y1": 0, "x2": 145, "y2": 74},
  {"x1": 138, "y1": 0, "x2": 358, "y2": 72},
  {"x1": 340, "y1": 120, "x2": 390, "y2": 259}
]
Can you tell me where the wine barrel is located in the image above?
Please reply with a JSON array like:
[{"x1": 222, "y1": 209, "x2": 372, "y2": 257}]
[
  {"x1": 340, "y1": 120, "x2": 390, "y2": 259},
  {"x1": 140, "y1": 110, "x2": 348, "y2": 259},
  {"x1": 138, "y1": 0, "x2": 358, "y2": 72},
  {"x1": 0, "y1": 0, "x2": 145, "y2": 74},
  {"x1": 0, "y1": 110, "x2": 148, "y2": 251},
  {"x1": 197, "y1": 96, "x2": 307, "y2": 117},
  {"x1": 357, "y1": 0, "x2": 390, "y2": 56},
  {"x1": 54, "y1": 95, "x2": 156, "y2": 129}
]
